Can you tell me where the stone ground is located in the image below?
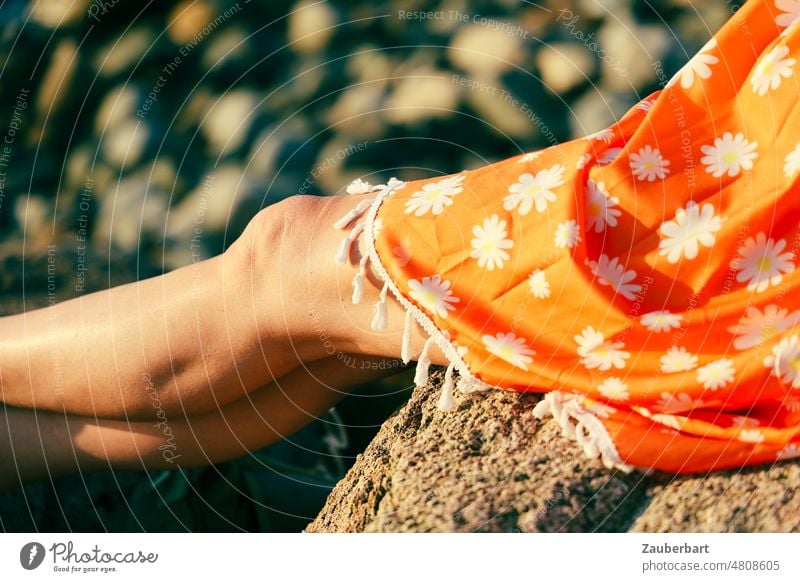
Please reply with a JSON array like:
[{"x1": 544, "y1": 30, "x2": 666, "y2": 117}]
[{"x1": 307, "y1": 370, "x2": 800, "y2": 532}]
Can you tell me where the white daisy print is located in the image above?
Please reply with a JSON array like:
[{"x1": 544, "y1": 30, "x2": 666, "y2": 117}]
[
  {"x1": 590, "y1": 128, "x2": 614, "y2": 143},
  {"x1": 598, "y1": 147, "x2": 623, "y2": 165},
  {"x1": 727, "y1": 304, "x2": 800, "y2": 350},
  {"x1": 731, "y1": 416, "x2": 760, "y2": 428},
  {"x1": 629, "y1": 145, "x2": 671, "y2": 182},
  {"x1": 503, "y1": 165, "x2": 565, "y2": 215},
  {"x1": 738, "y1": 429, "x2": 765, "y2": 444},
  {"x1": 580, "y1": 398, "x2": 617, "y2": 418},
  {"x1": 404, "y1": 174, "x2": 465, "y2": 216},
  {"x1": 649, "y1": 413, "x2": 685, "y2": 431},
  {"x1": 518, "y1": 151, "x2": 542, "y2": 163},
  {"x1": 528, "y1": 269, "x2": 551, "y2": 299},
  {"x1": 778, "y1": 444, "x2": 800, "y2": 461},
  {"x1": 660, "y1": 347, "x2": 699, "y2": 373},
  {"x1": 407, "y1": 275, "x2": 460, "y2": 319},
  {"x1": 696, "y1": 358, "x2": 736, "y2": 391},
  {"x1": 598, "y1": 377, "x2": 629, "y2": 401},
  {"x1": 700, "y1": 132, "x2": 758, "y2": 178},
  {"x1": 784, "y1": 142, "x2": 800, "y2": 178},
  {"x1": 764, "y1": 335, "x2": 800, "y2": 388},
  {"x1": 574, "y1": 326, "x2": 630, "y2": 371},
  {"x1": 785, "y1": 397, "x2": 800, "y2": 412},
  {"x1": 656, "y1": 391, "x2": 696, "y2": 414},
  {"x1": 730, "y1": 233, "x2": 795, "y2": 293},
  {"x1": 585, "y1": 179, "x2": 621, "y2": 233},
  {"x1": 482, "y1": 332, "x2": 535, "y2": 371},
  {"x1": 658, "y1": 201, "x2": 724, "y2": 264},
  {"x1": 640, "y1": 310, "x2": 682, "y2": 332},
  {"x1": 776, "y1": 0, "x2": 800, "y2": 28},
  {"x1": 554, "y1": 219, "x2": 581, "y2": 249},
  {"x1": 751, "y1": 44, "x2": 796, "y2": 95},
  {"x1": 470, "y1": 214, "x2": 514, "y2": 271},
  {"x1": 635, "y1": 99, "x2": 655, "y2": 112},
  {"x1": 576, "y1": 153, "x2": 591, "y2": 169},
  {"x1": 667, "y1": 38, "x2": 719, "y2": 89},
  {"x1": 587, "y1": 254, "x2": 642, "y2": 301}
]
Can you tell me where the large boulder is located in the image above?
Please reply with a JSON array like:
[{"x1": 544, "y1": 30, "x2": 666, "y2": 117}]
[{"x1": 307, "y1": 370, "x2": 800, "y2": 532}]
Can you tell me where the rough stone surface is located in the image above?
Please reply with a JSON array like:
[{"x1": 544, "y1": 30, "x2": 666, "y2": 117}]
[{"x1": 307, "y1": 371, "x2": 800, "y2": 533}]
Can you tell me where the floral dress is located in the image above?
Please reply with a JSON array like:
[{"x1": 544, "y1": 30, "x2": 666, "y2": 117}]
[{"x1": 334, "y1": 0, "x2": 800, "y2": 473}]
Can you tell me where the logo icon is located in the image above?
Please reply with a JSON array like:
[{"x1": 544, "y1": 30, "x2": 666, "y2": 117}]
[{"x1": 20, "y1": 542, "x2": 45, "y2": 570}]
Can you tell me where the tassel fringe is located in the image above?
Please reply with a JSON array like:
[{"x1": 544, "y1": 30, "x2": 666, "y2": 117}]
[{"x1": 331, "y1": 176, "x2": 632, "y2": 474}]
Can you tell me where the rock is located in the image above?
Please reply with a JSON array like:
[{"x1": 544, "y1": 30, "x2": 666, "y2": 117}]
[
  {"x1": 101, "y1": 118, "x2": 150, "y2": 169},
  {"x1": 288, "y1": 0, "x2": 337, "y2": 55},
  {"x1": 536, "y1": 43, "x2": 595, "y2": 94},
  {"x1": 597, "y1": 14, "x2": 671, "y2": 91},
  {"x1": 201, "y1": 90, "x2": 259, "y2": 156},
  {"x1": 202, "y1": 26, "x2": 249, "y2": 70},
  {"x1": 325, "y1": 83, "x2": 385, "y2": 139},
  {"x1": 95, "y1": 85, "x2": 142, "y2": 132},
  {"x1": 93, "y1": 27, "x2": 155, "y2": 77},
  {"x1": 29, "y1": 0, "x2": 88, "y2": 29},
  {"x1": 307, "y1": 369, "x2": 800, "y2": 532},
  {"x1": 35, "y1": 39, "x2": 78, "y2": 120},
  {"x1": 448, "y1": 23, "x2": 524, "y2": 78},
  {"x1": 167, "y1": 0, "x2": 216, "y2": 45},
  {"x1": 383, "y1": 68, "x2": 459, "y2": 125}
]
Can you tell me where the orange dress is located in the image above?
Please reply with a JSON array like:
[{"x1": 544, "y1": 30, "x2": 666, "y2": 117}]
[{"x1": 334, "y1": 0, "x2": 800, "y2": 473}]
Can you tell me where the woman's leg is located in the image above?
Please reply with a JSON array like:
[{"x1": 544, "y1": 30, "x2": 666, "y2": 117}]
[
  {"x1": 0, "y1": 193, "x2": 443, "y2": 421},
  {"x1": 0, "y1": 353, "x2": 400, "y2": 491}
]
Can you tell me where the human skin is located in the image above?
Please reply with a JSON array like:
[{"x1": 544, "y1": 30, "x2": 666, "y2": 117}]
[{"x1": 0, "y1": 193, "x2": 448, "y2": 489}]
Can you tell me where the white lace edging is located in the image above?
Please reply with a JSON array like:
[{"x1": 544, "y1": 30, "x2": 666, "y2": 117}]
[{"x1": 333, "y1": 177, "x2": 632, "y2": 472}]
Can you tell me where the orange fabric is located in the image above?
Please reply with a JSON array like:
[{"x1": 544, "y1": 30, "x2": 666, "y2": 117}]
[{"x1": 372, "y1": 0, "x2": 800, "y2": 473}]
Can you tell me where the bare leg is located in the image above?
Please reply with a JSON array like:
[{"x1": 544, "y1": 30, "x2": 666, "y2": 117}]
[
  {"x1": 0, "y1": 194, "x2": 443, "y2": 421},
  {"x1": 0, "y1": 353, "x2": 400, "y2": 492}
]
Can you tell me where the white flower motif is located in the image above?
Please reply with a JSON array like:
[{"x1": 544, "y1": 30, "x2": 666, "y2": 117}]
[
  {"x1": 727, "y1": 304, "x2": 800, "y2": 350},
  {"x1": 700, "y1": 132, "x2": 759, "y2": 178},
  {"x1": 580, "y1": 398, "x2": 617, "y2": 418},
  {"x1": 764, "y1": 335, "x2": 800, "y2": 388},
  {"x1": 730, "y1": 233, "x2": 795, "y2": 293},
  {"x1": 590, "y1": 128, "x2": 614, "y2": 143},
  {"x1": 576, "y1": 153, "x2": 591, "y2": 169},
  {"x1": 404, "y1": 174, "x2": 465, "y2": 216},
  {"x1": 696, "y1": 358, "x2": 736, "y2": 390},
  {"x1": 585, "y1": 179, "x2": 621, "y2": 233},
  {"x1": 470, "y1": 214, "x2": 514, "y2": 271},
  {"x1": 656, "y1": 391, "x2": 696, "y2": 414},
  {"x1": 658, "y1": 201, "x2": 724, "y2": 264},
  {"x1": 554, "y1": 219, "x2": 581, "y2": 249},
  {"x1": 598, "y1": 377, "x2": 629, "y2": 401},
  {"x1": 784, "y1": 142, "x2": 800, "y2": 178},
  {"x1": 738, "y1": 429, "x2": 765, "y2": 443},
  {"x1": 482, "y1": 332, "x2": 535, "y2": 371},
  {"x1": 346, "y1": 178, "x2": 372, "y2": 194},
  {"x1": 574, "y1": 326, "x2": 630, "y2": 371},
  {"x1": 731, "y1": 416, "x2": 760, "y2": 428},
  {"x1": 640, "y1": 310, "x2": 682, "y2": 333},
  {"x1": 518, "y1": 151, "x2": 542, "y2": 163},
  {"x1": 751, "y1": 44, "x2": 796, "y2": 95},
  {"x1": 407, "y1": 274, "x2": 460, "y2": 319},
  {"x1": 503, "y1": 165, "x2": 565, "y2": 215},
  {"x1": 629, "y1": 145, "x2": 670, "y2": 182},
  {"x1": 660, "y1": 347, "x2": 699, "y2": 373},
  {"x1": 667, "y1": 37, "x2": 718, "y2": 89},
  {"x1": 635, "y1": 99, "x2": 655, "y2": 111},
  {"x1": 776, "y1": 0, "x2": 800, "y2": 28},
  {"x1": 528, "y1": 269, "x2": 551, "y2": 299},
  {"x1": 587, "y1": 254, "x2": 642, "y2": 301},
  {"x1": 598, "y1": 147, "x2": 622, "y2": 165},
  {"x1": 778, "y1": 443, "x2": 800, "y2": 461},
  {"x1": 785, "y1": 396, "x2": 800, "y2": 412},
  {"x1": 649, "y1": 412, "x2": 685, "y2": 431}
]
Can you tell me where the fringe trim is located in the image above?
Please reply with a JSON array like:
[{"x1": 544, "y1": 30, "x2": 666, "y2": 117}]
[
  {"x1": 333, "y1": 177, "x2": 632, "y2": 468},
  {"x1": 532, "y1": 393, "x2": 634, "y2": 473}
]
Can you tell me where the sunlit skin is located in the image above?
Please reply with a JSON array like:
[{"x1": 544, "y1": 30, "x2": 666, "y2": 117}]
[{"x1": 0, "y1": 194, "x2": 450, "y2": 491}]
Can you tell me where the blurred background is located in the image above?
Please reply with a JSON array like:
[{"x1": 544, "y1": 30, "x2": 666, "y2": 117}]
[{"x1": 0, "y1": 0, "x2": 728, "y2": 531}]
